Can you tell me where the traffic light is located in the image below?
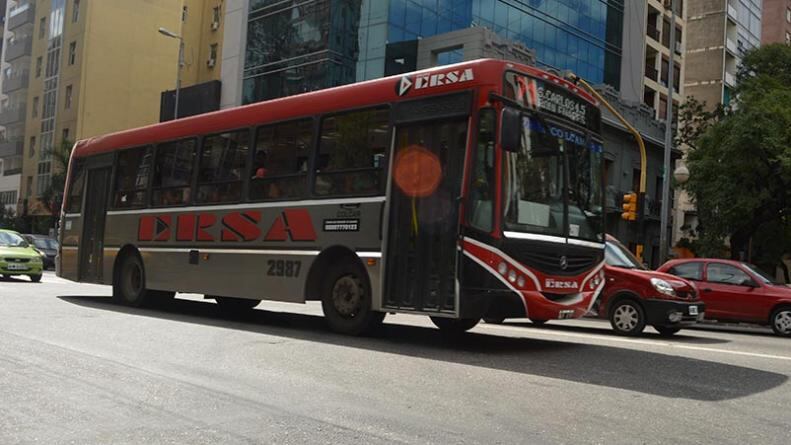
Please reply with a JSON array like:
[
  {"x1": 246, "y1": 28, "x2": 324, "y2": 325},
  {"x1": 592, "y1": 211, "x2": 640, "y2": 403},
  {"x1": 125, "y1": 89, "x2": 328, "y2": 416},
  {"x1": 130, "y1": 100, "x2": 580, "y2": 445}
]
[{"x1": 622, "y1": 192, "x2": 638, "y2": 221}]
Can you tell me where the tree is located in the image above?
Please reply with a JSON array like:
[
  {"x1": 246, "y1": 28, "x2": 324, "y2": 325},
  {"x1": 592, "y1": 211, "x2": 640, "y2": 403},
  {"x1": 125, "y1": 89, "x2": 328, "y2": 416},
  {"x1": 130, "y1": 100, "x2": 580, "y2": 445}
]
[
  {"x1": 681, "y1": 44, "x2": 791, "y2": 263},
  {"x1": 40, "y1": 139, "x2": 74, "y2": 222}
]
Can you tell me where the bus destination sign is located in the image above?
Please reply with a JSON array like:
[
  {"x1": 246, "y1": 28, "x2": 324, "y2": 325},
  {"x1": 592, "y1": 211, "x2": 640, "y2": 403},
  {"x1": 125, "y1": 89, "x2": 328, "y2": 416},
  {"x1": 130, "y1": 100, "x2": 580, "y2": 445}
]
[{"x1": 504, "y1": 71, "x2": 600, "y2": 132}]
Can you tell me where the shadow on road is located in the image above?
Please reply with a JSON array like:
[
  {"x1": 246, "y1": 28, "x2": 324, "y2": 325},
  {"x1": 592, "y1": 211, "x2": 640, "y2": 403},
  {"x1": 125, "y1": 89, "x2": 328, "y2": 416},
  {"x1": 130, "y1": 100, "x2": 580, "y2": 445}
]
[
  {"x1": 503, "y1": 321, "x2": 731, "y2": 345},
  {"x1": 59, "y1": 295, "x2": 788, "y2": 402}
]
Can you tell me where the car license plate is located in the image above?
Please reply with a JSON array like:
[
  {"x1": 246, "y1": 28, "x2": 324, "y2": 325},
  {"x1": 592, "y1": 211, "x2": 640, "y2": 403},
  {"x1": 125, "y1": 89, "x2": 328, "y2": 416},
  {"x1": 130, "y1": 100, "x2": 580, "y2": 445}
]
[
  {"x1": 689, "y1": 306, "x2": 699, "y2": 316},
  {"x1": 6, "y1": 263, "x2": 28, "y2": 271}
]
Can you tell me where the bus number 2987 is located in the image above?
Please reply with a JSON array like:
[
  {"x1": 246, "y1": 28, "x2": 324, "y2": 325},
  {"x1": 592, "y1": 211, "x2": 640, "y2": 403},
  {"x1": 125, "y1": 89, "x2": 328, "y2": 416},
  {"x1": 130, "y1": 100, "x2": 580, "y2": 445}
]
[{"x1": 267, "y1": 260, "x2": 301, "y2": 278}]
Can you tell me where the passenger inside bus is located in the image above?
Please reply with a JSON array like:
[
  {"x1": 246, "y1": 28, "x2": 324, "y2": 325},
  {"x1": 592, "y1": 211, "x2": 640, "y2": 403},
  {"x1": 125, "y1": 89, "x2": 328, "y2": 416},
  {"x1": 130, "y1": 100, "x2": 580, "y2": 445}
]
[{"x1": 250, "y1": 150, "x2": 281, "y2": 199}]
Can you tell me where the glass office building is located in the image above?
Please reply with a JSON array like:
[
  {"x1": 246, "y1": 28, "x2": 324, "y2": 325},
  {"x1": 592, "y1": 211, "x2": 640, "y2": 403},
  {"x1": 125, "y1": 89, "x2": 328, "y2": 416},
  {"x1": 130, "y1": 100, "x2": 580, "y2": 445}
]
[{"x1": 243, "y1": 0, "x2": 624, "y2": 104}]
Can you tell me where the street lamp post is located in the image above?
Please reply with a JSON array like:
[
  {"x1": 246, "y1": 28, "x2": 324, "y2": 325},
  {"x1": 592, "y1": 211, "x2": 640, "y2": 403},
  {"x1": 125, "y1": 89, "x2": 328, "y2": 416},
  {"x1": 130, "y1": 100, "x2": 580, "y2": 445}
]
[
  {"x1": 659, "y1": 0, "x2": 678, "y2": 264},
  {"x1": 158, "y1": 27, "x2": 183, "y2": 120}
]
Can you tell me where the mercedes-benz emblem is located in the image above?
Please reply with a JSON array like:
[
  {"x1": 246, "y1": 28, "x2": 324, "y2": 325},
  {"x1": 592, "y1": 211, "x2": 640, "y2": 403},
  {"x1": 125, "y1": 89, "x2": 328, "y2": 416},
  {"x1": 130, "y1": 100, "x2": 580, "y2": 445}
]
[{"x1": 559, "y1": 255, "x2": 568, "y2": 270}]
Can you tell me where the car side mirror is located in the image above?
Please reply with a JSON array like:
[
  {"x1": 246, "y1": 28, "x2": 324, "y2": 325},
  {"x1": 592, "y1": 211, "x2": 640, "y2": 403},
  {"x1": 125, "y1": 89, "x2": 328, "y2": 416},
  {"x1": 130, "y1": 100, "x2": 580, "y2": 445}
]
[{"x1": 501, "y1": 108, "x2": 521, "y2": 153}]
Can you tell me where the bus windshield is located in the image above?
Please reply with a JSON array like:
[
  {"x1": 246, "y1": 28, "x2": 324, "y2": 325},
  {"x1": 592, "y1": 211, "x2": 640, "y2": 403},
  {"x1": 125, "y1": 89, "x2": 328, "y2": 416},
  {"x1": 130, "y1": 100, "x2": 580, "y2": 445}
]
[{"x1": 503, "y1": 117, "x2": 603, "y2": 243}]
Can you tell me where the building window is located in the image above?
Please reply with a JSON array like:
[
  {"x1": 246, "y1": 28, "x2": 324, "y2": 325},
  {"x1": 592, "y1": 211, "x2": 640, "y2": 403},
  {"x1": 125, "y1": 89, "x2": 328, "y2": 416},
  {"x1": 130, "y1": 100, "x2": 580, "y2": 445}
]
[
  {"x1": 251, "y1": 119, "x2": 312, "y2": 201},
  {"x1": 182, "y1": 6, "x2": 188, "y2": 22},
  {"x1": 113, "y1": 146, "x2": 152, "y2": 208},
  {"x1": 208, "y1": 43, "x2": 218, "y2": 67},
  {"x1": 39, "y1": 17, "x2": 46, "y2": 39},
  {"x1": 73, "y1": 0, "x2": 80, "y2": 22},
  {"x1": 196, "y1": 130, "x2": 250, "y2": 203},
  {"x1": 36, "y1": 161, "x2": 51, "y2": 197},
  {"x1": 65, "y1": 85, "x2": 73, "y2": 109},
  {"x1": 26, "y1": 176, "x2": 33, "y2": 198},
  {"x1": 29, "y1": 136, "x2": 36, "y2": 158},
  {"x1": 787, "y1": 32, "x2": 791, "y2": 44},
  {"x1": 0, "y1": 191, "x2": 17, "y2": 206},
  {"x1": 36, "y1": 57, "x2": 43, "y2": 78},
  {"x1": 32, "y1": 97, "x2": 39, "y2": 118},
  {"x1": 68, "y1": 42, "x2": 77, "y2": 65},
  {"x1": 62, "y1": 128, "x2": 70, "y2": 142},
  {"x1": 315, "y1": 107, "x2": 389, "y2": 197},
  {"x1": 152, "y1": 138, "x2": 196, "y2": 206},
  {"x1": 787, "y1": 8, "x2": 791, "y2": 24},
  {"x1": 212, "y1": 5, "x2": 221, "y2": 29}
]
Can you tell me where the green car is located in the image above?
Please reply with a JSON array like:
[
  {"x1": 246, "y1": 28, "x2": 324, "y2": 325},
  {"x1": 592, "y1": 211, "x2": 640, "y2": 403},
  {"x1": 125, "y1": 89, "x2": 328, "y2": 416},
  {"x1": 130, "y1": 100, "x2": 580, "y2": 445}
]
[{"x1": 0, "y1": 229, "x2": 44, "y2": 282}]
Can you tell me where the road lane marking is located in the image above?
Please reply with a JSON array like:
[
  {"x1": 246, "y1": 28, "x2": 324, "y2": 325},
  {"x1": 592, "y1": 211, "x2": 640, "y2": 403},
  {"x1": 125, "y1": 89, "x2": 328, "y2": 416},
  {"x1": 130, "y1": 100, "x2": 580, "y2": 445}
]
[{"x1": 482, "y1": 324, "x2": 791, "y2": 362}]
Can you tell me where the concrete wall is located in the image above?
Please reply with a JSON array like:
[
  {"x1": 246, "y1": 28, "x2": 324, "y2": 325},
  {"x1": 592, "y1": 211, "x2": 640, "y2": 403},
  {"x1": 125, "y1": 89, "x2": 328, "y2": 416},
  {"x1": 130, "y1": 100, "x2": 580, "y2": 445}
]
[
  {"x1": 619, "y1": 0, "x2": 647, "y2": 105},
  {"x1": 762, "y1": 0, "x2": 791, "y2": 44},
  {"x1": 220, "y1": 0, "x2": 247, "y2": 109},
  {"x1": 415, "y1": 27, "x2": 535, "y2": 69}
]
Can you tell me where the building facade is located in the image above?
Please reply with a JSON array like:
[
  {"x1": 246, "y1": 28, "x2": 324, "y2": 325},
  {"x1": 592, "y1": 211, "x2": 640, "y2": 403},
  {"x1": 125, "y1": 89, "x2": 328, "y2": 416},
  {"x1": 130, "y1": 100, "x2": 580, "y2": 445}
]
[
  {"x1": 0, "y1": 0, "x2": 25, "y2": 213},
  {"x1": 676, "y1": 0, "x2": 763, "y2": 245},
  {"x1": 761, "y1": 0, "x2": 791, "y2": 44},
  {"x1": 223, "y1": 0, "x2": 625, "y2": 107},
  {"x1": 14, "y1": 0, "x2": 206, "y2": 225}
]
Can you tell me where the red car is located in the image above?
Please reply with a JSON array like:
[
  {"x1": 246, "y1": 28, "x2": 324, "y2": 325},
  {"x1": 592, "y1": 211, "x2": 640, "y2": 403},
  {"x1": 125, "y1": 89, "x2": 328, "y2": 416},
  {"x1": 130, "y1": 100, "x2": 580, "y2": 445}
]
[
  {"x1": 658, "y1": 258, "x2": 791, "y2": 337},
  {"x1": 597, "y1": 236, "x2": 705, "y2": 336}
]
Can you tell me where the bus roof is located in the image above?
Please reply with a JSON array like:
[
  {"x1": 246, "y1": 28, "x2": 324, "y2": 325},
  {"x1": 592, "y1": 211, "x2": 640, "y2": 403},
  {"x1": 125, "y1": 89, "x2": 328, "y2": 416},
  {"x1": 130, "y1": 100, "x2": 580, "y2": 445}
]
[{"x1": 72, "y1": 58, "x2": 596, "y2": 159}]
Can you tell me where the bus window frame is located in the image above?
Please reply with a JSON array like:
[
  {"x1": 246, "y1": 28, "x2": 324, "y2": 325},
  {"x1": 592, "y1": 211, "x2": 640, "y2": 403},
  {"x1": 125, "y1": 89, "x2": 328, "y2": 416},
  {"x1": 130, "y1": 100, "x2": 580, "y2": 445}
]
[
  {"x1": 195, "y1": 126, "x2": 253, "y2": 205},
  {"x1": 150, "y1": 136, "x2": 200, "y2": 209},
  {"x1": 248, "y1": 117, "x2": 316, "y2": 203},
  {"x1": 312, "y1": 104, "x2": 392, "y2": 199},
  {"x1": 466, "y1": 106, "x2": 497, "y2": 233},
  {"x1": 109, "y1": 144, "x2": 155, "y2": 211}
]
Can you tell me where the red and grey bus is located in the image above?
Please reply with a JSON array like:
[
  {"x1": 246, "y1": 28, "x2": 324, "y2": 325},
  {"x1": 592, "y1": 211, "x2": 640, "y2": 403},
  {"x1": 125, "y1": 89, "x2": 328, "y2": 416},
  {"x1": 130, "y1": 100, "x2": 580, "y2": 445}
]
[{"x1": 58, "y1": 59, "x2": 606, "y2": 335}]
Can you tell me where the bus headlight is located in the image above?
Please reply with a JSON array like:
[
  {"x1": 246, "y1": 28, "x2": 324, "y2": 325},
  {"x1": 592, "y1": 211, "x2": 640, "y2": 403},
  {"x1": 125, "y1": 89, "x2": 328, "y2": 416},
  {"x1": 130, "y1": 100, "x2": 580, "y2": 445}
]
[{"x1": 650, "y1": 278, "x2": 676, "y2": 297}]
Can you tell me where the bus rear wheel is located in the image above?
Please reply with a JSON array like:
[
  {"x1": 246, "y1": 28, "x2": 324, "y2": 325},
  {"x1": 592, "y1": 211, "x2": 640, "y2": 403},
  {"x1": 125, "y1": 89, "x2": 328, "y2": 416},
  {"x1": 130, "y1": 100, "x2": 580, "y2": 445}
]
[
  {"x1": 431, "y1": 317, "x2": 480, "y2": 333},
  {"x1": 321, "y1": 261, "x2": 384, "y2": 335},
  {"x1": 214, "y1": 297, "x2": 260, "y2": 312},
  {"x1": 114, "y1": 253, "x2": 150, "y2": 307}
]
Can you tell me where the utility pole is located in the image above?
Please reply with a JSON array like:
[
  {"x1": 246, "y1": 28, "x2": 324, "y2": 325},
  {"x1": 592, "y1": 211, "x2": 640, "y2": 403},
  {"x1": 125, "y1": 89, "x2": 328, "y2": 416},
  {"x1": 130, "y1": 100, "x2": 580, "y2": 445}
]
[
  {"x1": 158, "y1": 27, "x2": 184, "y2": 120},
  {"x1": 659, "y1": 0, "x2": 677, "y2": 264}
]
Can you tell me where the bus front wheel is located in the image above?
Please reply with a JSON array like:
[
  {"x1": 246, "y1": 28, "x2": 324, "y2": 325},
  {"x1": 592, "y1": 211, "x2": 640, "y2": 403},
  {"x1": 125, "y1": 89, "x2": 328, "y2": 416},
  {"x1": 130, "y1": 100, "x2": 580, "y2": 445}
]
[
  {"x1": 321, "y1": 260, "x2": 384, "y2": 335},
  {"x1": 431, "y1": 317, "x2": 480, "y2": 333}
]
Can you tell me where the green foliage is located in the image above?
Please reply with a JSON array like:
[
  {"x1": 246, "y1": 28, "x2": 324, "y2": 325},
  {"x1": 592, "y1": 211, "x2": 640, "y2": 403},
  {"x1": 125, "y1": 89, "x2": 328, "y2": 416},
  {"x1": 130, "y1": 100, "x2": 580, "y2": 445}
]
[
  {"x1": 40, "y1": 139, "x2": 74, "y2": 217},
  {"x1": 0, "y1": 205, "x2": 22, "y2": 231},
  {"x1": 682, "y1": 44, "x2": 791, "y2": 263}
]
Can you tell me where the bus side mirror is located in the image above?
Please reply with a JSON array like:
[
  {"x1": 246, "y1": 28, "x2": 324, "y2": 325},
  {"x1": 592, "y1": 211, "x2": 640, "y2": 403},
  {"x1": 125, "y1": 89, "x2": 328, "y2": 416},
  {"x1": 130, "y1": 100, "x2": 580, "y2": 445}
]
[{"x1": 501, "y1": 108, "x2": 521, "y2": 152}]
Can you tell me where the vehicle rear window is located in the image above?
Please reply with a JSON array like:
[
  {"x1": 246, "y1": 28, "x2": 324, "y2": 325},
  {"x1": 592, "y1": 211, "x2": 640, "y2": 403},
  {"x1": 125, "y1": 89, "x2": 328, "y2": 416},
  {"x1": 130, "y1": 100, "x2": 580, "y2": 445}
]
[{"x1": 668, "y1": 262, "x2": 702, "y2": 280}]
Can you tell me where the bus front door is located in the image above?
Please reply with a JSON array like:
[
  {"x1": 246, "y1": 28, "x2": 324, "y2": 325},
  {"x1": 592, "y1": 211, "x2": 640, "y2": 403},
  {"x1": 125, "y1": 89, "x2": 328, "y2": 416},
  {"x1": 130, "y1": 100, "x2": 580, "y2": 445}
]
[
  {"x1": 384, "y1": 119, "x2": 467, "y2": 314},
  {"x1": 79, "y1": 167, "x2": 111, "y2": 282}
]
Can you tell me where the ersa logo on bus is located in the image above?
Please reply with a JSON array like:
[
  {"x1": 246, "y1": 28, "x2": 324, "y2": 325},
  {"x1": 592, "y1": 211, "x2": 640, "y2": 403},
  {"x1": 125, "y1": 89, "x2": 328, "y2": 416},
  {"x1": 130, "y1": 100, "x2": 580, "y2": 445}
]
[
  {"x1": 396, "y1": 68, "x2": 475, "y2": 96},
  {"x1": 137, "y1": 209, "x2": 318, "y2": 243}
]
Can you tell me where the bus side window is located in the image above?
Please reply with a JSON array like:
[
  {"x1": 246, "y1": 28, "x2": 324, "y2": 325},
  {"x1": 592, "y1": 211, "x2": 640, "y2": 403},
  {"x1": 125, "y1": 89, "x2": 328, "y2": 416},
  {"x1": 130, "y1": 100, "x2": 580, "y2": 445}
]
[
  {"x1": 314, "y1": 107, "x2": 389, "y2": 197},
  {"x1": 250, "y1": 119, "x2": 312, "y2": 201},
  {"x1": 468, "y1": 109, "x2": 495, "y2": 232},
  {"x1": 197, "y1": 130, "x2": 249, "y2": 204},
  {"x1": 113, "y1": 146, "x2": 152, "y2": 209},
  {"x1": 151, "y1": 138, "x2": 196, "y2": 206},
  {"x1": 65, "y1": 160, "x2": 85, "y2": 213}
]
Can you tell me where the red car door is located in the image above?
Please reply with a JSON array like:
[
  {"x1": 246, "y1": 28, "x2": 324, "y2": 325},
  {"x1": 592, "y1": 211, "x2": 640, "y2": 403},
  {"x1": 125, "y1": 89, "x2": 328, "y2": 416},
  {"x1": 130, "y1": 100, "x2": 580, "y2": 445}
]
[{"x1": 702, "y1": 262, "x2": 764, "y2": 322}]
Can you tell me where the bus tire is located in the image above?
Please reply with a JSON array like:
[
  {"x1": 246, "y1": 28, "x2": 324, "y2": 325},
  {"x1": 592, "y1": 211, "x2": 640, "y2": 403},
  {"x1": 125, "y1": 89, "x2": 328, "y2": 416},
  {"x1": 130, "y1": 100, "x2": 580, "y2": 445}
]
[
  {"x1": 113, "y1": 253, "x2": 151, "y2": 307},
  {"x1": 430, "y1": 317, "x2": 480, "y2": 333},
  {"x1": 214, "y1": 296, "x2": 260, "y2": 312},
  {"x1": 321, "y1": 260, "x2": 384, "y2": 335}
]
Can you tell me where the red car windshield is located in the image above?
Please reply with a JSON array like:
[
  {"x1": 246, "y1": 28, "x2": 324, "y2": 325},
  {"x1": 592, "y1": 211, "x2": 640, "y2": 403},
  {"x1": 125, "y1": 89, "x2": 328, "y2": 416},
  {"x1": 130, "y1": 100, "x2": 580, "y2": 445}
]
[
  {"x1": 605, "y1": 239, "x2": 646, "y2": 270},
  {"x1": 742, "y1": 263, "x2": 782, "y2": 285}
]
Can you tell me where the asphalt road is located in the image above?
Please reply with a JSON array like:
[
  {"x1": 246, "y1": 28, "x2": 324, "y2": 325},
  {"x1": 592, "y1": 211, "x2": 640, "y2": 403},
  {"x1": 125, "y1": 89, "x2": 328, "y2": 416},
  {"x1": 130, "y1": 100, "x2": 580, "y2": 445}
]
[{"x1": 1, "y1": 272, "x2": 790, "y2": 444}]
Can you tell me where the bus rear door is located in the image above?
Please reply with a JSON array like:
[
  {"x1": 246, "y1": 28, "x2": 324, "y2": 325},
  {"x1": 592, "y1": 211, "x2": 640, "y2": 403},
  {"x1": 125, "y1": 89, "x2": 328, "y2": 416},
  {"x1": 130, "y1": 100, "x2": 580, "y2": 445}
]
[{"x1": 78, "y1": 156, "x2": 113, "y2": 282}]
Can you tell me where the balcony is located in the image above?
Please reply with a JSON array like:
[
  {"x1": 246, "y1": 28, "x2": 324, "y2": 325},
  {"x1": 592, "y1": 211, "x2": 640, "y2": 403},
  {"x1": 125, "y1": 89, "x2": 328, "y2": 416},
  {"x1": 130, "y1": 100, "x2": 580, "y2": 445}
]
[
  {"x1": 2, "y1": 71, "x2": 30, "y2": 94},
  {"x1": 645, "y1": 65, "x2": 658, "y2": 82},
  {"x1": 724, "y1": 71, "x2": 736, "y2": 87},
  {"x1": 647, "y1": 26, "x2": 660, "y2": 42},
  {"x1": 727, "y1": 3, "x2": 738, "y2": 23},
  {"x1": 5, "y1": 36, "x2": 33, "y2": 62},
  {"x1": 0, "y1": 104, "x2": 27, "y2": 125},
  {"x1": 726, "y1": 38, "x2": 738, "y2": 55},
  {"x1": 0, "y1": 138, "x2": 24, "y2": 158},
  {"x1": 7, "y1": 2, "x2": 35, "y2": 31}
]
